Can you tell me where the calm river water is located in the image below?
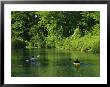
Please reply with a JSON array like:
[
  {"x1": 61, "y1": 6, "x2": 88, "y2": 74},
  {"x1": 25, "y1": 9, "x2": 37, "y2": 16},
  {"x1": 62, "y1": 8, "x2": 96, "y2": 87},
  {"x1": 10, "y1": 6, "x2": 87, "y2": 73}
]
[{"x1": 11, "y1": 48, "x2": 100, "y2": 77}]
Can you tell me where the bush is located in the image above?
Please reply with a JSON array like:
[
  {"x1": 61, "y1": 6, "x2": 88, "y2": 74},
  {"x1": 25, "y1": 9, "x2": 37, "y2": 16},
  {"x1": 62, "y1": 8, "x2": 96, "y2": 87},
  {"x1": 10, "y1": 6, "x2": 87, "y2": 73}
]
[
  {"x1": 12, "y1": 39, "x2": 26, "y2": 48},
  {"x1": 61, "y1": 33, "x2": 100, "y2": 53}
]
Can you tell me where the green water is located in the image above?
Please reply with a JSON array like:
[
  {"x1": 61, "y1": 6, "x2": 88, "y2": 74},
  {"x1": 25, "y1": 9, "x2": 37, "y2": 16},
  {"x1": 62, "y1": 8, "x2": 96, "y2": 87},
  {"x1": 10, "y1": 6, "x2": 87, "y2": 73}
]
[{"x1": 11, "y1": 48, "x2": 100, "y2": 77}]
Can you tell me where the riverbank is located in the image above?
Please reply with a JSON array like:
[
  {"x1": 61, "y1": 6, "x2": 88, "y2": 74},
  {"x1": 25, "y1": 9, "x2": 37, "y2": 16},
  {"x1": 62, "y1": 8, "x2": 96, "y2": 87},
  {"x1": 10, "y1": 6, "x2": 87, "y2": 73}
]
[
  {"x1": 12, "y1": 33, "x2": 100, "y2": 53},
  {"x1": 60, "y1": 34, "x2": 100, "y2": 53}
]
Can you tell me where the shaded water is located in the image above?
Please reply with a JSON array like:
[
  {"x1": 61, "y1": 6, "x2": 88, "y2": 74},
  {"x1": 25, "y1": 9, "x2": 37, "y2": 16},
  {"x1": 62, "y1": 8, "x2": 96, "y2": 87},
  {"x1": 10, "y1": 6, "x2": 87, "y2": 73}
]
[{"x1": 11, "y1": 48, "x2": 100, "y2": 77}]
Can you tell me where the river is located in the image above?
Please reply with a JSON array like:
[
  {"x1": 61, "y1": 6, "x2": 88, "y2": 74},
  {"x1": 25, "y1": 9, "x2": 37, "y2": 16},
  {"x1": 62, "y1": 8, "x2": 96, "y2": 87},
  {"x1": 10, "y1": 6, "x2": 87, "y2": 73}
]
[{"x1": 11, "y1": 48, "x2": 100, "y2": 77}]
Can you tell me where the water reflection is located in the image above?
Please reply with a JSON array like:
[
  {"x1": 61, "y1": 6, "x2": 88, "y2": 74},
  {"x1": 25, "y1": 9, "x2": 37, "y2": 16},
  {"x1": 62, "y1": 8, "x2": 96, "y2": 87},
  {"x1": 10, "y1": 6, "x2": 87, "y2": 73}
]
[{"x1": 11, "y1": 48, "x2": 100, "y2": 77}]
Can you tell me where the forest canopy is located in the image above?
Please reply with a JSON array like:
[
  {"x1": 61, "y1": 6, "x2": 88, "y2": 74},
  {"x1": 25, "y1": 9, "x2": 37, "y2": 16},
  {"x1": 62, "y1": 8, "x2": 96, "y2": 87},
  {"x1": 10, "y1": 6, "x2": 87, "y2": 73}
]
[{"x1": 11, "y1": 11, "x2": 100, "y2": 53}]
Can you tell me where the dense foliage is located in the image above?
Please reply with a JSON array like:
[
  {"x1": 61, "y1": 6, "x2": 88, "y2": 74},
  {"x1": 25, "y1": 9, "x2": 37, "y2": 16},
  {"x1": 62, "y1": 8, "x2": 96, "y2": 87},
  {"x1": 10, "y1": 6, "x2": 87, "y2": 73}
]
[{"x1": 11, "y1": 11, "x2": 100, "y2": 53}]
